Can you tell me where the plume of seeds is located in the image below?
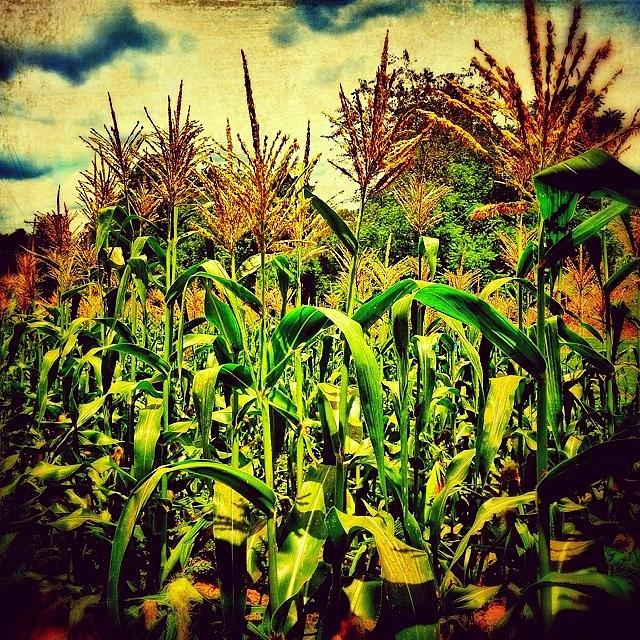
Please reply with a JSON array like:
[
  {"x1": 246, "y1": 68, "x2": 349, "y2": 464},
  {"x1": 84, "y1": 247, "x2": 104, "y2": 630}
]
[
  {"x1": 3, "y1": 249, "x2": 39, "y2": 313},
  {"x1": 393, "y1": 167, "x2": 450, "y2": 235},
  {"x1": 444, "y1": 261, "x2": 481, "y2": 293},
  {"x1": 470, "y1": 200, "x2": 532, "y2": 222},
  {"x1": 82, "y1": 94, "x2": 143, "y2": 206},
  {"x1": 35, "y1": 187, "x2": 86, "y2": 297},
  {"x1": 216, "y1": 51, "x2": 316, "y2": 253},
  {"x1": 76, "y1": 154, "x2": 119, "y2": 227},
  {"x1": 130, "y1": 167, "x2": 163, "y2": 223},
  {"x1": 192, "y1": 122, "x2": 253, "y2": 257},
  {"x1": 497, "y1": 224, "x2": 537, "y2": 272},
  {"x1": 433, "y1": 0, "x2": 640, "y2": 202},
  {"x1": 561, "y1": 247, "x2": 602, "y2": 331},
  {"x1": 273, "y1": 121, "x2": 325, "y2": 255},
  {"x1": 144, "y1": 81, "x2": 205, "y2": 213},
  {"x1": 327, "y1": 31, "x2": 425, "y2": 199}
]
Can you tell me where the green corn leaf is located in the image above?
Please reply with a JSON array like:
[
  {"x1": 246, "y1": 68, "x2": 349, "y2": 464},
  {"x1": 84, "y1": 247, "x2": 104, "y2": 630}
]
[
  {"x1": 537, "y1": 438, "x2": 640, "y2": 506},
  {"x1": 132, "y1": 400, "x2": 163, "y2": 481},
  {"x1": 516, "y1": 240, "x2": 537, "y2": 279},
  {"x1": 438, "y1": 316, "x2": 483, "y2": 396},
  {"x1": 342, "y1": 578, "x2": 382, "y2": 633},
  {"x1": 50, "y1": 509, "x2": 112, "y2": 532},
  {"x1": 352, "y1": 280, "x2": 419, "y2": 330},
  {"x1": 92, "y1": 317, "x2": 135, "y2": 344},
  {"x1": 269, "y1": 305, "x2": 387, "y2": 496},
  {"x1": 534, "y1": 148, "x2": 640, "y2": 207},
  {"x1": 211, "y1": 478, "x2": 257, "y2": 640},
  {"x1": 556, "y1": 318, "x2": 614, "y2": 375},
  {"x1": 35, "y1": 348, "x2": 60, "y2": 423},
  {"x1": 414, "y1": 284, "x2": 545, "y2": 380},
  {"x1": 30, "y1": 462, "x2": 83, "y2": 481},
  {"x1": 272, "y1": 464, "x2": 335, "y2": 635},
  {"x1": 477, "y1": 376, "x2": 522, "y2": 482},
  {"x1": 192, "y1": 367, "x2": 218, "y2": 459},
  {"x1": 266, "y1": 306, "x2": 329, "y2": 388},
  {"x1": 102, "y1": 343, "x2": 170, "y2": 376},
  {"x1": 478, "y1": 276, "x2": 515, "y2": 301},
  {"x1": 107, "y1": 460, "x2": 275, "y2": 628},
  {"x1": 204, "y1": 288, "x2": 243, "y2": 354},
  {"x1": 161, "y1": 516, "x2": 212, "y2": 585},
  {"x1": 541, "y1": 201, "x2": 628, "y2": 268},
  {"x1": 447, "y1": 492, "x2": 536, "y2": 575},
  {"x1": 418, "y1": 236, "x2": 439, "y2": 280},
  {"x1": 545, "y1": 317, "x2": 564, "y2": 443},
  {"x1": 304, "y1": 188, "x2": 358, "y2": 255},
  {"x1": 327, "y1": 508, "x2": 438, "y2": 640},
  {"x1": 442, "y1": 585, "x2": 501, "y2": 614},
  {"x1": 95, "y1": 206, "x2": 126, "y2": 254},
  {"x1": 428, "y1": 450, "x2": 475, "y2": 553},
  {"x1": 165, "y1": 260, "x2": 262, "y2": 312}
]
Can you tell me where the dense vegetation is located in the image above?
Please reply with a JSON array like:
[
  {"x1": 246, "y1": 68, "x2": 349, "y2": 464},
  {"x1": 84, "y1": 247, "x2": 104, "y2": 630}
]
[{"x1": 1, "y1": 2, "x2": 640, "y2": 639}]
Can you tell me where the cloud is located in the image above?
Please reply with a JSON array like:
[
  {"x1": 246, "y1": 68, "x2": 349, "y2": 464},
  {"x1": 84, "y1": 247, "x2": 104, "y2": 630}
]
[
  {"x1": 273, "y1": 0, "x2": 423, "y2": 45},
  {"x1": 0, "y1": 153, "x2": 54, "y2": 180},
  {"x1": 0, "y1": 4, "x2": 167, "y2": 84}
]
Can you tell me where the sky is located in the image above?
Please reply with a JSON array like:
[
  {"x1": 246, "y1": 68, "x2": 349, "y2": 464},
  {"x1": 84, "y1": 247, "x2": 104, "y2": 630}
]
[{"x1": 1, "y1": 0, "x2": 640, "y2": 233}]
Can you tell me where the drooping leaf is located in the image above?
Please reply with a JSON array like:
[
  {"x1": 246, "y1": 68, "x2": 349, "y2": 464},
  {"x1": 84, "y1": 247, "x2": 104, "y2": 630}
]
[
  {"x1": 132, "y1": 400, "x2": 163, "y2": 481},
  {"x1": 534, "y1": 148, "x2": 640, "y2": 208},
  {"x1": 604, "y1": 258, "x2": 640, "y2": 296},
  {"x1": 267, "y1": 306, "x2": 387, "y2": 496},
  {"x1": 477, "y1": 376, "x2": 522, "y2": 482},
  {"x1": 30, "y1": 462, "x2": 83, "y2": 481},
  {"x1": 541, "y1": 201, "x2": 628, "y2": 268},
  {"x1": 428, "y1": 450, "x2": 475, "y2": 553},
  {"x1": 516, "y1": 240, "x2": 537, "y2": 279},
  {"x1": 447, "y1": 493, "x2": 536, "y2": 575},
  {"x1": 272, "y1": 464, "x2": 335, "y2": 635},
  {"x1": 414, "y1": 284, "x2": 545, "y2": 380},
  {"x1": 162, "y1": 517, "x2": 212, "y2": 585},
  {"x1": 556, "y1": 318, "x2": 614, "y2": 375},
  {"x1": 165, "y1": 260, "x2": 262, "y2": 312},
  {"x1": 107, "y1": 460, "x2": 275, "y2": 628},
  {"x1": 304, "y1": 188, "x2": 358, "y2": 255},
  {"x1": 327, "y1": 508, "x2": 438, "y2": 640},
  {"x1": 352, "y1": 280, "x2": 419, "y2": 330},
  {"x1": 537, "y1": 439, "x2": 640, "y2": 506},
  {"x1": 102, "y1": 343, "x2": 170, "y2": 376}
]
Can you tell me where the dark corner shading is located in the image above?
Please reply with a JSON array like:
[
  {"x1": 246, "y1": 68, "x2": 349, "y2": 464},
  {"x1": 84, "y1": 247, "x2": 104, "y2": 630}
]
[{"x1": 0, "y1": 3, "x2": 167, "y2": 84}]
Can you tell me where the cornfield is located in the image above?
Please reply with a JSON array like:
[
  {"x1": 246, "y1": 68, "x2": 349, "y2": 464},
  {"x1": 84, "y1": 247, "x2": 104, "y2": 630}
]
[{"x1": 1, "y1": 3, "x2": 640, "y2": 640}]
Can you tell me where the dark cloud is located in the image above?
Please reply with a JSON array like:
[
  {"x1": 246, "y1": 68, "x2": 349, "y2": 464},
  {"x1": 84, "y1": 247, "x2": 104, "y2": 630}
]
[
  {"x1": 0, "y1": 4, "x2": 167, "y2": 84},
  {"x1": 273, "y1": 0, "x2": 423, "y2": 45},
  {"x1": 0, "y1": 153, "x2": 53, "y2": 180}
]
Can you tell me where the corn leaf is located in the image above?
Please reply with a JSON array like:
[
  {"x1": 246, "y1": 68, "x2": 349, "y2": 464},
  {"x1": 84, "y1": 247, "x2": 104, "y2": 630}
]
[
  {"x1": 414, "y1": 284, "x2": 545, "y2": 380},
  {"x1": 132, "y1": 400, "x2": 162, "y2": 481},
  {"x1": 107, "y1": 460, "x2": 275, "y2": 628},
  {"x1": 447, "y1": 492, "x2": 536, "y2": 575},
  {"x1": 327, "y1": 508, "x2": 438, "y2": 640},
  {"x1": 272, "y1": 464, "x2": 335, "y2": 635},
  {"x1": 537, "y1": 438, "x2": 640, "y2": 506},
  {"x1": 541, "y1": 201, "x2": 628, "y2": 268},
  {"x1": 477, "y1": 376, "x2": 523, "y2": 482},
  {"x1": 304, "y1": 188, "x2": 358, "y2": 255}
]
